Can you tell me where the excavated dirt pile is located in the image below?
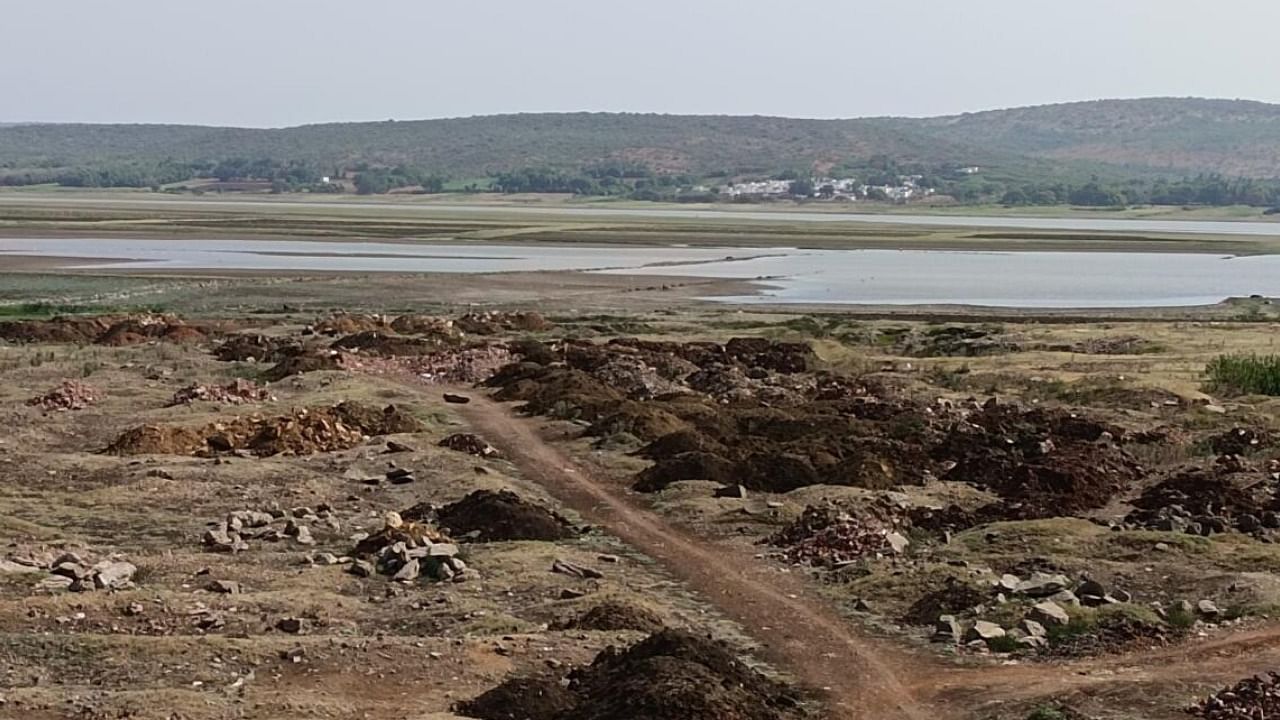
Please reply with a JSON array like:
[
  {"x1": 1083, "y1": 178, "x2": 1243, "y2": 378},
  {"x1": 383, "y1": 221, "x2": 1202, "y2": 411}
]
[
  {"x1": 309, "y1": 312, "x2": 388, "y2": 336},
  {"x1": 330, "y1": 330, "x2": 460, "y2": 356},
  {"x1": 26, "y1": 380, "x2": 100, "y2": 411},
  {"x1": 168, "y1": 379, "x2": 273, "y2": 406},
  {"x1": 455, "y1": 311, "x2": 554, "y2": 335},
  {"x1": 438, "y1": 433, "x2": 499, "y2": 457},
  {"x1": 343, "y1": 345, "x2": 515, "y2": 385},
  {"x1": 1209, "y1": 427, "x2": 1273, "y2": 455},
  {"x1": 1192, "y1": 672, "x2": 1280, "y2": 719},
  {"x1": 552, "y1": 601, "x2": 666, "y2": 633},
  {"x1": 213, "y1": 334, "x2": 302, "y2": 363},
  {"x1": 106, "y1": 402, "x2": 423, "y2": 457},
  {"x1": 765, "y1": 502, "x2": 909, "y2": 567},
  {"x1": 1, "y1": 313, "x2": 214, "y2": 346},
  {"x1": 1124, "y1": 460, "x2": 1280, "y2": 535},
  {"x1": 457, "y1": 629, "x2": 803, "y2": 720},
  {"x1": 262, "y1": 351, "x2": 342, "y2": 381},
  {"x1": 437, "y1": 490, "x2": 574, "y2": 542}
]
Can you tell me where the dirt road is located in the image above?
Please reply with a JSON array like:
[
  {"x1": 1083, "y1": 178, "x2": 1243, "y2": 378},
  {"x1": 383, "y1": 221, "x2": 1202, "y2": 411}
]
[{"x1": 450, "y1": 389, "x2": 937, "y2": 720}]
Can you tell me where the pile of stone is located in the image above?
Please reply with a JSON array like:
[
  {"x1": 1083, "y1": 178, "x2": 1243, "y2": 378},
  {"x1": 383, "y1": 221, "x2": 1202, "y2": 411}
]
[
  {"x1": 1191, "y1": 672, "x2": 1280, "y2": 719},
  {"x1": 349, "y1": 512, "x2": 474, "y2": 583},
  {"x1": 25, "y1": 380, "x2": 100, "y2": 411},
  {"x1": 765, "y1": 504, "x2": 909, "y2": 567},
  {"x1": 167, "y1": 379, "x2": 274, "y2": 406},
  {"x1": 0, "y1": 550, "x2": 136, "y2": 592},
  {"x1": 202, "y1": 506, "x2": 336, "y2": 552},
  {"x1": 438, "y1": 433, "x2": 499, "y2": 457},
  {"x1": 343, "y1": 345, "x2": 515, "y2": 385}
]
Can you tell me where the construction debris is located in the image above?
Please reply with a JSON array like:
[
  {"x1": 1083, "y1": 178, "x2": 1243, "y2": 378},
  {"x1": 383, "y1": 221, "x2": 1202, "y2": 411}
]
[
  {"x1": 1192, "y1": 672, "x2": 1280, "y2": 719},
  {"x1": 26, "y1": 380, "x2": 100, "y2": 411},
  {"x1": 168, "y1": 379, "x2": 274, "y2": 406}
]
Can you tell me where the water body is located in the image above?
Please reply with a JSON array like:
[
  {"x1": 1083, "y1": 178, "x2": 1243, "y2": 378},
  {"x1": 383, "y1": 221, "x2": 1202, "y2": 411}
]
[{"x1": 3, "y1": 237, "x2": 1280, "y2": 308}]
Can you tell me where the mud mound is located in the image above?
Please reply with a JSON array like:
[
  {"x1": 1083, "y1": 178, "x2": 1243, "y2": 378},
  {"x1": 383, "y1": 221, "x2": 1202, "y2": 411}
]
[
  {"x1": 168, "y1": 379, "x2": 273, "y2": 406},
  {"x1": 439, "y1": 433, "x2": 499, "y2": 457},
  {"x1": 344, "y1": 344, "x2": 516, "y2": 385},
  {"x1": 635, "y1": 430, "x2": 728, "y2": 460},
  {"x1": 26, "y1": 380, "x2": 99, "y2": 411},
  {"x1": 455, "y1": 311, "x2": 554, "y2": 335},
  {"x1": 1, "y1": 314, "x2": 212, "y2": 346},
  {"x1": 1042, "y1": 614, "x2": 1174, "y2": 658},
  {"x1": 588, "y1": 402, "x2": 690, "y2": 442},
  {"x1": 490, "y1": 367, "x2": 624, "y2": 422},
  {"x1": 310, "y1": 312, "x2": 387, "y2": 336},
  {"x1": 1209, "y1": 427, "x2": 1272, "y2": 455},
  {"x1": 96, "y1": 315, "x2": 207, "y2": 346},
  {"x1": 456, "y1": 677, "x2": 577, "y2": 720},
  {"x1": 106, "y1": 424, "x2": 207, "y2": 455},
  {"x1": 261, "y1": 351, "x2": 342, "y2": 381},
  {"x1": 901, "y1": 579, "x2": 989, "y2": 626},
  {"x1": 566, "y1": 629, "x2": 801, "y2": 720},
  {"x1": 0, "y1": 316, "x2": 110, "y2": 344},
  {"x1": 766, "y1": 504, "x2": 902, "y2": 567},
  {"x1": 107, "y1": 403, "x2": 422, "y2": 457},
  {"x1": 1125, "y1": 463, "x2": 1278, "y2": 533},
  {"x1": 331, "y1": 330, "x2": 455, "y2": 356},
  {"x1": 437, "y1": 490, "x2": 573, "y2": 542},
  {"x1": 553, "y1": 601, "x2": 666, "y2": 633},
  {"x1": 213, "y1": 334, "x2": 301, "y2": 363},
  {"x1": 388, "y1": 314, "x2": 461, "y2": 340},
  {"x1": 633, "y1": 451, "x2": 736, "y2": 492}
]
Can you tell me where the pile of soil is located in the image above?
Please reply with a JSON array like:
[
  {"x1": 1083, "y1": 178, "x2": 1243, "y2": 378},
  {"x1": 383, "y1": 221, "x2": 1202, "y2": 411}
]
[
  {"x1": 1, "y1": 314, "x2": 212, "y2": 346},
  {"x1": 352, "y1": 512, "x2": 452, "y2": 557},
  {"x1": 455, "y1": 677, "x2": 578, "y2": 720},
  {"x1": 438, "y1": 433, "x2": 499, "y2": 457},
  {"x1": 388, "y1": 314, "x2": 462, "y2": 340},
  {"x1": 330, "y1": 330, "x2": 457, "y2": 356},
  {"x1": 168, "y1": 379, "x2": 273, "y2": 406},
  {"x1": 900, "y1": 578, "x2": 989, "y2": 626},
  {"x1": 213, "y1": 334, "x2": 301, "y2": 363},
  {"x1": 455, "y1": 311, "x2": 554, "y2": 335},
  {"x1": 765, "y1": 504, "x2": 899, "y2": 567},
  {"x1": 1209, "y1": 427, "x2": 1272, "y2": 455},
  {"x1": 437, "y1": 490, "x2": 573, "y2": 542},
  {"x1": 343, "y1": 345, "x2": 515, "y2": 385},
  {"x1": 26, "y1": 380, "x2": 99, "y2": 411},
  {"x1": 1125, "y1": 462, "x2": 1279, "y2": 534},
  {"x1": 261, "y1": 351, "x2": 342, "y2": 381},
  {"x1": 552, "y1": 601, "x2": 666, "y2": 633},
  {"x1": 458, "y1": 630, "x2": 802, "y2": 720},
  {"x1": 1042, "y1": 614, "x2": 1175, "y2": 658},
  {"x1": 106, "y1": 402, "x2": 423, "y2": 457},
  {"x1": 309, "y1": 312, "x2": 388, "y2": 336},
  {"x1": 1191, "y1": 671, "x2": 1280, "y2": 719}
]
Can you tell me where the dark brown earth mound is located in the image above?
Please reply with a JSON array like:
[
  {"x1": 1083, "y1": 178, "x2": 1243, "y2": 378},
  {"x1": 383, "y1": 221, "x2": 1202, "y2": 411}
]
[
  {"x1": 459, "y1": 630, "x2": 802, "y2": 720},
  {"x1": 213, "y1": 334, "x2": 302, "y2": 363},
  {"x1": 901, "y1": 578, "x2": 990, "y2": 626},
  {"x1": 437, "y1": 490, "x2": 573, "y2": 542},
  {"x1": 438, "y1": 433, "x2": 499, "y2": 457},
  {"x1": 1, "y1": 314, "x2": 214, "y2": 346},
  {"x1": 388, "y1": 314, "x2": 462, "y2": 339},
  {"x1": 0, "y1": 316, "x2": 110, "y2": 344},
  {"x1": 455, "y1": 677, "x2": 577, "y2": 720},
  {"x1": 330, "y1": 330, "x2": 455, "y2": 356},
  {"x1": 1125, "y1": 461, "x2": 1280, "y2": 534},
  {"x1": 310, "y1": 312, "x2": 387, "y2": 336},
  {"x1": 455, "y1": 311, "x2": 553, "y2": 335},
  {"x1": 552, "y1": 601, "x2": 666, "y2": 633},
  {"x1": 106, "y1": 402, "x2": 423, "y2": 457},
  {"x1": 1191, "y1": 671, "x2": 1280, "y2": 719},
  {"x1": 261, "y1": 351, "x2": 342, "y2": 381},
  {"x1": 1209, "y1": 427, "x2": 1272, "y2": 455}
]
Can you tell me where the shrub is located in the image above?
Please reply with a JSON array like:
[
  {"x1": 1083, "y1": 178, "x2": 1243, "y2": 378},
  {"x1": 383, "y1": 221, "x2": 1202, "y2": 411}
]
[{"x1": 1205, "y1": 353, "x2": 1280, "y2": 396}]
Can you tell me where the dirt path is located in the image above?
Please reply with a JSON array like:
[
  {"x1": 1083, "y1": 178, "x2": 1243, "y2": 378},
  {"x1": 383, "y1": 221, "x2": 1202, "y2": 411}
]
[
  {"x1": 445, "y1": 388, "x2": 1280, "y2": 719},
  {"x1": 449, "y1": 389, "x2": 938, "y2": 720}
]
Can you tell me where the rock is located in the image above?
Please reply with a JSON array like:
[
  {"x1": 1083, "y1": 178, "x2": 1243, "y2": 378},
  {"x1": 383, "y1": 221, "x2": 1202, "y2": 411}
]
[
  {"x1": 1048, "y1": 590, "x2": 1080, "y2": 607},
  {"x1": 559, "y1": 588, "x2": 588, "y2": 600},
  {"x1": 312, "y1": 552, "x2": 340, "y2": 565},
  {"x1": 714, "y1": 484, "x2": 748, "y2": 499},
  {"x1": 1015, "y1": 634, "x2": 1048, "y2": 649},
  {"x1": 1112, "y1": 588, "x2": 1133, "y2": 603},
  {"x1": 386, "y1": 468, "x2": 415, "y2": 484},
  {"x1": 551, "y1": 560, "x2": 603, "y2": 579},
  {"x1": 853, "y1": 598, "x2": 872, "y2": 612},
  {"x1": 91, "y1": 561, "x2": 137, "y2": 590},
  {"x1": 1238, "y1": 514, "x2": 1262, "y2": 533},
  {"x1": 965, "y1": 620, "x2": 1006, "y2": 643},
  {"x1": 123, "y1": 602, "x2": 145, "y2": 616},
  {"x1": 1154, "y1": 542, "x2": 1171, "y2": 552},
  {"x1": 1197, "y1": 599, "x2": 1222, "y2": 618},
  {"x1": 1021, "y1": 618, "x2": 1047, "y2": 638},
  {"x1": 293, "y1": 526, "x2": 316, "y2": 546},
  {"x1": 998, "y1": 573, "x2": 1021, "y2": 592},
  {"x1": 1028, "y1": 601, "x2": 1070, "y2": 627},
  {"x1": 1015, "y1": 572, "x2": 1070, "y2": 597},
  {"x1": 38, "y1": 575, "x2": 73, "y2": 591},
  {"x1": 50, "y1": 562, "x2": 90, "y2": 580},
  {"x1": 884, "y1": 531, "x2": 910, "y2": 555},
  {"x1": 1204, "y1": 404, "x2": 1227, "y2": 414},
  {"x1": 206, "y1": 580, "x2": 241, "y2": 594},
  {"x1": 348, "y1": 559, "x2": 375, "y2": 577},
  {"x1": 1076, "y1": 579, "x2": 1106, "y2": 600},
  {"x1": 443, "y1": 393, "x2": 471, "y2": 404},
  {"x1": 934, "y1": 614, "x2": 962, "y2": 643},
  {"x1": 386, "y1": 441, "x2": 416, "y2": 453},
  {"x1": 203, "y1": 525, "x2": 245, "y2": 552},
  {"x1": 275, "y1": 617, "x2": 306, "y2": 634},
  {"x1": 428, "y1": 543, "x2": 459, "y2": 558},
  {"x1": 1264, "y1": 512, "x2": 1280, "y2": 529},
  {"x1": 229, "y1": 510, "x2": 274, "y2": 529},
  {"x1": 281, "y1": 647, "x2": 306, "y2": 663},
  {"x1": 393, "y1": 558, "x2": 421, "y2": 582}
]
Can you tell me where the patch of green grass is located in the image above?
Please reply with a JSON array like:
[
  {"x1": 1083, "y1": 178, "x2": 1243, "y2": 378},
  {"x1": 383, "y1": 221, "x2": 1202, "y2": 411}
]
[{"x1": 1205, "y1": 353, "x2": 1280, "y2": 396}]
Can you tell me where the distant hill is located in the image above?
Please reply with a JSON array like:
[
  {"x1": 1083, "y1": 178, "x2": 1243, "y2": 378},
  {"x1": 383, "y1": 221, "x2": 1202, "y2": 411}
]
[
  {"x1": 905, "y1": 98, "x2": 1280, "y2": 177},
  {"x1": 2, "y1": 98, "x2": 1279, "y2": 181}
]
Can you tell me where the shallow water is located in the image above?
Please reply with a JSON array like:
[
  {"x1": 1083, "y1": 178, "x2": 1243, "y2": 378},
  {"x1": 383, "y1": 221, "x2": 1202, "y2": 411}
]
[{"x1": 3, "y1": 237, "x2": 1279, "y2": 308}]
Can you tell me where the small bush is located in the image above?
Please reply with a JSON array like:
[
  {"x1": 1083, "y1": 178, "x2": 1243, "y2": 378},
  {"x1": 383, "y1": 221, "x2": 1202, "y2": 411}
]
[{"x1": 1205, "y1": 353, "x2": 1280, "y2": 396}]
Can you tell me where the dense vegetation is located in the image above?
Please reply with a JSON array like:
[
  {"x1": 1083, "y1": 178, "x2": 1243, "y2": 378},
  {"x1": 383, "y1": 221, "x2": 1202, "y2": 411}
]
[
  {"x1": 3, "y1": 98, "x2": 1280, "y2": 207},
  {"x1": 1205, "y1": 354, "x2": 1280, "y2": 396}
]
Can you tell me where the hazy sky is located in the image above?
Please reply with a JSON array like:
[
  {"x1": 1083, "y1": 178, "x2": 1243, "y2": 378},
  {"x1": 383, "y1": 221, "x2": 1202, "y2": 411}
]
[{"x1": 6, "y1": 0, "x2": 1280, "y2": 127}]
